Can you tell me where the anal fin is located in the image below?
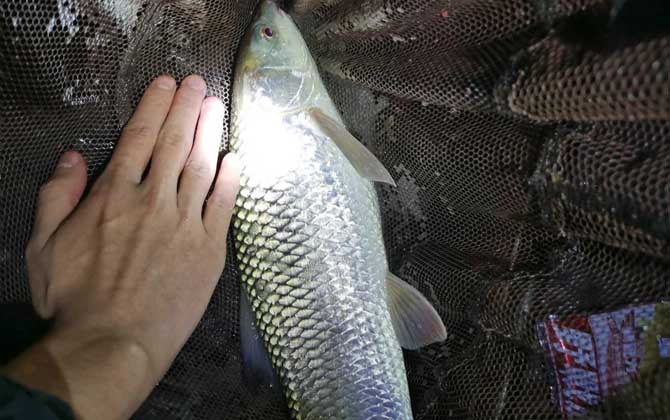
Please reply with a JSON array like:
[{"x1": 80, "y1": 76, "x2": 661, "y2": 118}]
[{"x1": 386, "y1": 271, "x2": 447, "y2": 349}]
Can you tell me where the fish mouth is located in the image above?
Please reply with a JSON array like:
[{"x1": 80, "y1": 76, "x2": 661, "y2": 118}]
[{"x1": 256, "y1": 0, "x2": 283, "y2": 19}]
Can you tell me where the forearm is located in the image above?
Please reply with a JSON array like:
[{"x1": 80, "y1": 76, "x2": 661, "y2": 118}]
[{"x1": 2, "y1": 332, "x2": 154, "y2": 419}]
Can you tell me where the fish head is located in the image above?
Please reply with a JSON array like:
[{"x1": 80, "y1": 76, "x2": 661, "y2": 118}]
[{"x1": 235, "y1": 0, "x2": 318, "y2": 114}]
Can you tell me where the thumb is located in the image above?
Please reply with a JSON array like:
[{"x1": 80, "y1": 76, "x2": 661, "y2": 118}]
[{"x1": 29, "y1": 151, "x2": 88, "y2": 251}]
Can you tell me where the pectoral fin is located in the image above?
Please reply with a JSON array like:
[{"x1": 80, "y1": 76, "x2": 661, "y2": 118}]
[
  {"x1": 240, "y1": 288, "x2": 278, "y2": 392},
  {"x1": 386, "y1": 272, "x2": 447, "y2": 349},
  {"x1": 308, "y1": 107, "x2": 396, "y2": 186}
]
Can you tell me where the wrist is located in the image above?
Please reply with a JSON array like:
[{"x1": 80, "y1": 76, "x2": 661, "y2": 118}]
[{"x1": 3, "y1": 330, "x2": 155, "y2": 420}]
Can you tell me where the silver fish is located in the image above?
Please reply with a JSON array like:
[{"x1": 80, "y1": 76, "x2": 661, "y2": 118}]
[{"x1": 230, "y1": 2, "x2": 446, "y2": 419}]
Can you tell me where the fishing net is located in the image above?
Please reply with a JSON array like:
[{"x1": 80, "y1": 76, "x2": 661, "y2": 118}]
[{"x1": 1, "y1": 0, "x2": 669, "y2": 418}]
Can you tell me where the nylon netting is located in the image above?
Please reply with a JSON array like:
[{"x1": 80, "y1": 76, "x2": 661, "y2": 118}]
[{"x1": 1, "y1": 0, "x2": 669, "y2": 418}]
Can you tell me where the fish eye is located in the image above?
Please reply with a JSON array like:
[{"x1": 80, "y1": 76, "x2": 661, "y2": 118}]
[{"x1": 260, "y1": 26, "x2": 274, "y2": 39}]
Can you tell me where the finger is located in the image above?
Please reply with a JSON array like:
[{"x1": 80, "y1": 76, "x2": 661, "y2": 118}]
[
  {"x1": 106, "y1": 75, "x2": 176, "y2": 184},
  {"x1": 29, "y1": 151, "x2": 88, "y2": 252},
  {"x1": 147, "y1": 75, "x2": 207, "y2": 188},
  {"x1": 204, "y1": 153, "x2": 241, "y2": 241},
  {"x1": 178, "y1": 97, "x2": 225, "y2": 216}
]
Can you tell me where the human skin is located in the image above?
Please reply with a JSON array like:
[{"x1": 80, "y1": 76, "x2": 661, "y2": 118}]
[{"x1": 2, "y1": 74, "x2": 240, "y2": 420}]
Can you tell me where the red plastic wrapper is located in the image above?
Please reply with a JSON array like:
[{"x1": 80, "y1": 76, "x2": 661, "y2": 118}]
[{"x1": 539, "y1": 303, "x2": 670, "y2": 418}]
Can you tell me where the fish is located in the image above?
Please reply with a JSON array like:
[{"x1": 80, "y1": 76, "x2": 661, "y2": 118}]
[{"x1": 229, "y1": 2, "x2": 447, "y2": 419}]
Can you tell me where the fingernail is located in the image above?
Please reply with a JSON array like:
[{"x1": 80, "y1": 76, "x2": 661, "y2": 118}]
[
  {"x1": 184, "y1": 75, "x2": 206, "y2": 92},
  {"x1": 156, "y1": 76, "x2": 176, "y2": 90},
  {"x1": 57, "y1": 152, "x2": 80, "y2": 169}
]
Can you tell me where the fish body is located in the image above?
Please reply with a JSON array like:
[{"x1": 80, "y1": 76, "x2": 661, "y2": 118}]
[{"x1": 230, "y1": 2, "x2": 445, "y2": 419}]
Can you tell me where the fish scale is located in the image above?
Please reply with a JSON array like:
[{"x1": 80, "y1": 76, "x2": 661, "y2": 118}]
[
  {"x1": 229, "y1": 2, "x2": 445, "y2": 418},
  {"x1": 231, "y1": 116, "x2": 412, "y2": 418}
]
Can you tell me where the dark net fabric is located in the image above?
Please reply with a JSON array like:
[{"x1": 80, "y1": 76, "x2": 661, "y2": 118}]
[{"x1": 1, "y1": 0, "x2": 669, "y2": 418}]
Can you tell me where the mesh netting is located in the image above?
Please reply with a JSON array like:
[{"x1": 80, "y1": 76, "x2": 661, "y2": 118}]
[{"x1": 1, "y1": 0, "x2": 669, "y2": 418}]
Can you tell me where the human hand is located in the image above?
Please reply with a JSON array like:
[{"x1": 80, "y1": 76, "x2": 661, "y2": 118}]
[{"x1": 3, "y1": 74, "x2": 240, "y2": 419}]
